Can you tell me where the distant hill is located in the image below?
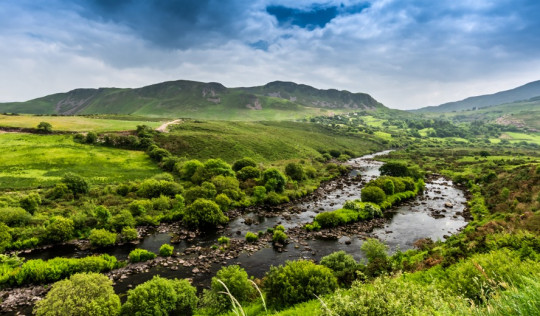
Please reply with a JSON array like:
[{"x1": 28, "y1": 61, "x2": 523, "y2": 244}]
[
  {"x1": 0, "y1": 80, "x2": 385, "y2": 120},
  {"x1": 415, "y1": 80, "x2": 540, "y2": 113}
]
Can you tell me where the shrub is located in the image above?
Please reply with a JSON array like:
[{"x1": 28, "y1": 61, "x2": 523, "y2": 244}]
[
  {"x1": 315, "y1": 211, "x2": 341, "y2": 228},
  {"x1": 202, "y1": 265, "x2": 255, "y2": 312},
  {"x1": 215, "y1": 193, "x2": 232, "y2": 211},
  {"x1": 177, "y1": 159, "x2": 204, "y2": 181},
  {"x1": 265, "y1": 191, "x2": 289, "y2": 205},
  {"x1": 262, "y1": 168, "x2": 287, "y2": 193},
  {"x1": 34, "y1": 273, "x2": 121, "y2": 316},
  {"x1": 19, "y1": 193, "x2": 41, "y2": 215},
  {"x1": 62, "y1": 173, "x2": 89, "y2": 195},
  {"x1": 272, "y1": 230, "x2": 288, "y2": 244},
  {"x1": 137, "y1": 179, "x2": 182, "y2": 198},
  {"x1": 0, "y1": 207, "x2": 31, "y2": 227},
  {"x1": 159, "y1": 244, "x2": 174, "y2": 257},
  {"x1": 361, "y1": 238, "x2": 390, "y2": 276},
  {"x1": 36, "y1": 121, "x2": 52, "y2": 133},
  {"x1": 361, "y1": 186, "x2": 386, "y2": 204},
  {"x1": 236, "y1": 166, "x2": 260, "y2": 181},
  {"x1": 380, "y1": 162, "x2": 410, "y2": 177},
  {"x1": 128, "y1": 249, "x2": 156, "y2": 263},
  {"x1": 192, "y1": 159, "x2": 235, "y2": 184},
  {"x1": 275, "y1": 225, "x2": 285, "y2": 232},
  {"x1": 128, "y1": 199, "x2": 152, "y2": 216},
  {"x1": 218, "y1": 236, "x2": 230, "y2": 245},
  {"x1": 285, "y1": 162, "x2": 304, "y2": 181},
  {"x1": 382, "y1": 179, "x2": 395, "y2": 195},
  {"x1": 121, "y1": 227, "x2": 138, "y2": 242},
  {"x1": 94, "y1": 205, "x2": 111, "y2": 226},
  {"x1": 320, "y1": 251, "x2": 359, "y2": 285},
  {"x1": 264, "y1": 260, "x2": 338, "y2": 307},
  {"x1": 149, "y1": 148, "x2": 171, "y2": 162},
  {"x1": 232, "y1": 157, "x2": 257, "y2": 172},
  {"x1": 47, "y1": 183, "x2": 70, "y2": 200},
  {"x1": 184, "y1": 182, "x2": 217, "y2": 204},
  {"x1": 245, "y1": 232, "x2": 259, "y2": 242},
  {"x1": 252, "y1": 186, "x2": 266, "y2": 202},
  {"x1": 45, "y1": 216, "x2": 74, "y2": 243},
  {"x1": 121, "y1": 276, "x2": 198, "y2": 315},
  {"x1": 110, "y1": 210, "x2": 135, "y2": 232},
  {"x1": 183, "y1": 198, "x2": 228, "y2": 228},
  {"x1": 329, "y1": 149, "x2": 341, "y2": 158},
  {"x1": 85, "y1": 132, "x2": 98, "y2": 144},
  {"x1": 0, "y1": 223, "x2": 11, "y2": 252},
  {"x1": 88, "y1": 229, "x2": 117, "y2": 247}
]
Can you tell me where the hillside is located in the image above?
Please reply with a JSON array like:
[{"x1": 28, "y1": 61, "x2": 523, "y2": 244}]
[
  {"x1": 415, "y1": 80, "x2": 540, "y2": 113},
  {"x1": 0, "y1": 80, "x2": 386, "y2": 120}
]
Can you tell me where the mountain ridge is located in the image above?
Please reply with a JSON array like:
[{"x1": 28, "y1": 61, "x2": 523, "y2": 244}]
[
  {"x1": 0, "y1": 80, "x2": 385, "y2": 119},
  {"x1": 414, "y1": 80, "x2": 540, "y2": 113}
]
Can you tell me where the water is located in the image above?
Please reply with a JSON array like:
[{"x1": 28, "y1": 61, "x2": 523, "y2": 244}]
[{"x1": 14, "y1": 150, "x2": 468, "y2": 310}]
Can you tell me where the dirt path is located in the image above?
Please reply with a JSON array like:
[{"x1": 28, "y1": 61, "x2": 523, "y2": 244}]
[{"x1": 155, "y1": 119, "x2": 182, "y2": 133}]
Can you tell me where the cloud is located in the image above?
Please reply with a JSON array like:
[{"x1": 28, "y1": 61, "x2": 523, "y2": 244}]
[{"x1": 0, "y1": 0, "x2": 540, "y2": 109}]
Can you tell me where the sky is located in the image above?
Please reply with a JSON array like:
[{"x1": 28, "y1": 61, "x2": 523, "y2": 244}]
[{"x1": 1, "y1": 0, "x2": 540, "y2": 109}]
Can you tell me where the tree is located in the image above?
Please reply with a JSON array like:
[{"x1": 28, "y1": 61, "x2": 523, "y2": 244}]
[
  {"x1": 62, "y1": 173, "x2": 89, "y2": 195},
  {"x1": 183, "y1": 198, "x2": 228, "y2": 228},
  {"x1": 121, "y1": 276, "x2": 198, "y2": 315},
  {"x1": 232, "y1": 157, "x2": 257, "y2": 172},
  {"x1": 37, "y1": 122, "x2": 52, "y2": 133},
  {"x1": 34, "y1": 273, "x2": 121, "y2": 316}
]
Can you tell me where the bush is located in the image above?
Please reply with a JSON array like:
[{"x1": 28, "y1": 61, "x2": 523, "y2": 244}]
[
  {"x1": 121, "y1": 227, "x2": 138, "y2": 242},
  {"x1": 184, "y1": 182, "x2": 217, "y2": 204},
  {"x1": 121, "y1": 276, "x2": 198, "y2": 316},
  {"x1": 380, "y1": 162, "x2": 410, "y2": 177},
  {"x1": 0, "y1": 223, "x2": 11, "y2": 252},
  {"x1": 329, "y1": 149, "x2": 341, "y2": 158},
  {"x1": 320, "y1": 251, "x2": 360, "y2": 286},
  {"x1": 361, "y1": 186, "x2": 386, "y2": 204},
  {"x1": 264, "y1": 260, "x2": 338, "y2": 308},
  {"x1": 37, "y1": 121, "x2": 52, "y2": 133},
  {"x1": 34, "y1": 273, "x2": 121, "y2": 316},
  {"x1": 159, "y1": 244, "x2": 174, "y2": 256},
  {"x1": 183, "y1": 198, "x2": 228, "y2": 228},
  {"x1": 19, "y1": 193, "x2": 41, "y2": 214},
  {"x1": 236, "y1": 166, "x2": 260, "y2": 181},
  {"x1": 88, "y1": 229, "x2": 117, "y2": 247},
  {"x1": 262, "y1": 168, "x2": 287, "y2": 193},
  {"x1": 85, "y1": 132, "x2": 98, "y2": 144},
  {"x1": 202, "y1": 265, "x2": 255, "y2": 312},
  {"x1": 137, "y1": 179, "x2": 182, "y2": 198},
  {"x1": 314, "y1": 211, "x2": 341, "y2": 228},
  {"x1": 232, "y1": 157, "x2": 257, "y2": 172},
  {"x1": 128, "y1": 249, "x2": 156, "y2": 263},
  {"x1": 272, "y1": 230, "x2": 288, "y2": 244},
  {"x1": 252, "y1": 186, "x2": 267, "y2": 202},
  {"x1": 62, "y1": 173, "x2": 89, "y2": 195},
  {"x1": 45, "y1": 216, "x2": 74, "y2": 243},
  {"x1": 110, "y1": 210, "x2": 135, "y2": 232},
  {"x1": 361, "y1": 238, "x2": 390, "y2": 276},
  {"x1": 215, "y1": 193, "x2": 232, "y2": 211},
  {"x1": 218, "y1": 236, "x2": 230, "y2": 245},
  {"x1": 245, "y1": 232, "x2": 259, "y2": 242},
  {"x1": 285, "y1": 162, "x2": 304, "y2": 181},
  {"x1": 0, "y1": 207, "x2": 31, "y2": 227},
  {"x1": 177, "y1": 159, "x2": 204, "y2": 181},
  {"x1": 192, "y1": 159, "x2": 235, "y2": 184},
  {"x1": 265, "y1": 191, "x2": 289, "y2": 205},
  {"x1": 47, "y1": 183, "x2": 71, "y2": 200},
  {"x1": 382, "y1": 179, "x2": 395, "y2": 195}
]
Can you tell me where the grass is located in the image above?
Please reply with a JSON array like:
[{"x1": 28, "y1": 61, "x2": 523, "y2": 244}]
[
  {"x1": 0, "y1": 114, "x2": 164, "y2": 132},
  {"x1": 0, "y1": 133, "x2": 161, "y2": 189},
  {"x1": 501, "y1": 132, "x2": 540, "y2": 145},
  {"x1": 156, "y1": 120, "x2": 387, "y2": 163}
]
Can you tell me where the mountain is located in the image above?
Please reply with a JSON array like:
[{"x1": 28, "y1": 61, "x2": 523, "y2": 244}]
[
  {"x1": 0, "y1": 80, "x2": 385, "y2": 120},
  {"x1": 415, "y1": 80, "x2": 540, "y2": 113}
]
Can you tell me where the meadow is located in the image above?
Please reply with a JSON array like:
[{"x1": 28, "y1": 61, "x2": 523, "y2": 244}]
[
  {"x1": 0, "y1": 133, "x2": 161, "y2": 189},
  {"x1": 0, "y1": 114, "x2": 165, "y2": 132}
]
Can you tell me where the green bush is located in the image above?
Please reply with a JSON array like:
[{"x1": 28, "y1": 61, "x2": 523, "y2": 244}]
[
  {"x1": 361, "y1": 238, "x2": 390, "y2": 276},
  {"x1": 285, "y1": 162, "x2": 305, "y2": 181},
  {"x1": 218, "y1": 236, "x2": 230, "y2": 245},
  {"x1": 121, "y1": 276, "x2": 198, "y2": 315},
  {"x1": 245, "y1": 232, "x2": 259, "y2": 242},
  {"x1": 45, "y1": 216, "x2": 74, "y2": 243},
  {"x1": 88, "y1": 229, "x2": 117, "y2": 247},
  {"x1": 0, "y1": 207, "x2": 31, "y2": 227},
  {"x1": 137, "y1": 179, "x2": 182, "y2": 198},
  {"x1": 36, "y1": 121, "x2": 52, "y2": 133},
  {"x1": 8, "y1": 254, "x2": 119, "y2": 286},
  {"x1": 272, "y1": 230, "x2": 288, "y2": 244},
  {"x1": 232, "y1": 157, "x2": 257, "y2": 172},
  {"x1": 320, "y1": 251, "x2": 359, "y2": 285},
  {"x1": 177, "y1": 159, "x2": 204, "y2": 181},
  {"x1": 62, "y1": 173, "x2": 89, "y2": 195},
  {"x1": 265, "y1": 191, "x2": 289, "y2": 205},
  {"x1": 110, "y1": 210, "x2": 135, "y2": 232},
  {"x1": 128, "y1": 249, "x2": 156, "y2": 263},
  {"x1": 159, "y1": 244, "x2": 174, "y2": 257},
  {"x1": 0, "y1": 223, "x2": 11, "y2": 252},
  {"x1": 236, "y1": 166, "x2": 260, "y2": 181},
  {"x1": 379, "y1": 162, "x2": 410, "y2": 177},
  {"x1": 202, "y1": 265, "x2": 255, "y2": 312},
  {"x1": 95, "y1": 205, "x2": 112, "y2": 226},
  {"x1": 121, "y1": 227, "x2": 138, "y2": 242},
  {"x1": 382, "y1": 179, "x2": 395, "y2": 195},
  {"x1": 183, "y1": 198, "x2": 228, "y2": 228},
  {"x1": 215, "y1": 193, "x2": 232, "y2": 211},
  {"x1": 34, "y1": 273, "x2": 121, "y2": 316},
  {"x1": 262, "y1": 168, "x2": 287, "y2": 193},
  {"x1": 184, "y1": 182, "x2": 217, "y2": 204},
  {"x1": 252, "y1": 186, "x2": 267, "y2": 202},
  {"x1": 19, "y1": 193, "x2": 41, "y2": 215},
  {"x1": 361, "y1": 186, "x2": 386, "y2": 204},
  {"x1": 264, "y1": 260, "x2": 338, "y2": 308}
]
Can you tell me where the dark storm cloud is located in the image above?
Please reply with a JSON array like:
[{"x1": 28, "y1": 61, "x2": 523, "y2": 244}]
[{"x1": 74, "y1": 0, "x2": 249, "y2": 49}]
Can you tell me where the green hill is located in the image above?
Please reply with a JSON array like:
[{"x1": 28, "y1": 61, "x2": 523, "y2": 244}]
[
  {"x1": 415, "y1": 80, "x2": 540, "y2": 113},
  {"x1": 0, "y1": 80, "x2": 386, "y2": 120}
]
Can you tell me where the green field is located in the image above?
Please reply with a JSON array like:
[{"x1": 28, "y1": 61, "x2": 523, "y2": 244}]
[
  {"x1": 502, "y1": 132, "x2": 540, "y2": 145},
  {"x1": 0, "y1": 114, "x2": 165, "y2": 132},
  {"x1": 156, "y1": 120, "x2": 387, "y2": 163},
  {"x1": 0, "y1": 133, "x2": 161, "y2": 189}
]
